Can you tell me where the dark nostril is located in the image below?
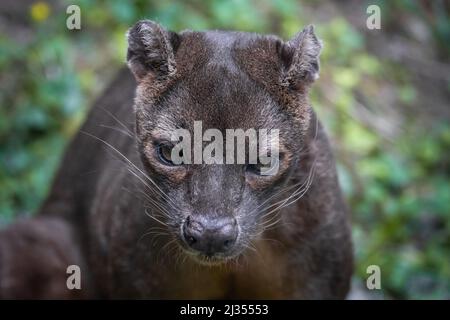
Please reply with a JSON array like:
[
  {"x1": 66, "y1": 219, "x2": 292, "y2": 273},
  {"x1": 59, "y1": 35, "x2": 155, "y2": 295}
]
[
  {"x1": 187, "y1": 236, "x2": 196, "y2": 245},
  {"x1": 223, "y1": 239, "x2": 233, "y2": 248}
]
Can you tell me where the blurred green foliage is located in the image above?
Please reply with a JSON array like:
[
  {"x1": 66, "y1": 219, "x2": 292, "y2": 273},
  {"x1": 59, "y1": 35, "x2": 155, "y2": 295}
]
[{"x1": 0, "y1": 0, "x2": 448, "y2": 299}]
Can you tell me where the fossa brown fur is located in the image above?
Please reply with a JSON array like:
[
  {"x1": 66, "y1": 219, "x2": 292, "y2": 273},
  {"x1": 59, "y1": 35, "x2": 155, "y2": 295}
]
[{"x1": 0, "y1": 21, "x2": 353, "y2": 299}]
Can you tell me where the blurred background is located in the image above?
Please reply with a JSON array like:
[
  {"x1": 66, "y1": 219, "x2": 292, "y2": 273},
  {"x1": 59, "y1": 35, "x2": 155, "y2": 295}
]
[{"x1": 0, "y1": 0, "x2": 449, "y2": 299}]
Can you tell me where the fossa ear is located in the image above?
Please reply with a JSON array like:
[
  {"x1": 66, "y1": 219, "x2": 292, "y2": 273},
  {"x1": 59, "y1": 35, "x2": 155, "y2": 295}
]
[
  {"x1": 126, "y1": 20, "x2": 180, "y2": 81},
  {"x1": 280, "y1": 25, "x2": 323, "y2": 88}
]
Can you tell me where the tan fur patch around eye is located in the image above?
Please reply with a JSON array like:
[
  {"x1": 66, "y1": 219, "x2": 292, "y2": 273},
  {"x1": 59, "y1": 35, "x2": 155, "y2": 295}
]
[
  {"x1": 245, "y1": 147, "x2": 292, "y2": 191},
  {"x1": 142, "y1": 140, "x2": 188, "y2": 184}
]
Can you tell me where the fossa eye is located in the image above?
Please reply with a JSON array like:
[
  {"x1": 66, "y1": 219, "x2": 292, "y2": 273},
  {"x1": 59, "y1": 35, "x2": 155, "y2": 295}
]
[
  {"x1": 156, "y1": 144, "x2": 176, "y2": 166},
  {"x1": 246, "y1": 163, "x2": 264, "y2": 175}
]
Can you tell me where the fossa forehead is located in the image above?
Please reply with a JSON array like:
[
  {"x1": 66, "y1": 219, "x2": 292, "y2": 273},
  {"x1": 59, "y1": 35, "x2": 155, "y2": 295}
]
[
  {"x1": 154, "y1": 77, "x2": 281, "y2": 131},
  {"x1": 177, "y1": 30, "x2": 279, "y2": 67},
  {"x1": 146, "y1": 31, "x2": 285, "y2": 136}
]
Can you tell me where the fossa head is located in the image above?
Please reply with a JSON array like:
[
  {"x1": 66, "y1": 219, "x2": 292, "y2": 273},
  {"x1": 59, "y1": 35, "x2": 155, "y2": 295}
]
[{"x1": 126, "y1": 20, "x2": 322, "y2": 264}]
